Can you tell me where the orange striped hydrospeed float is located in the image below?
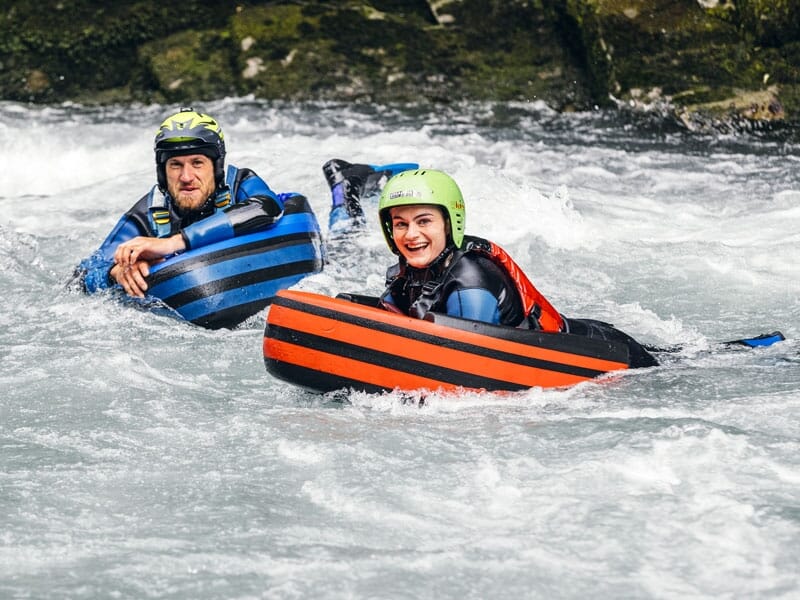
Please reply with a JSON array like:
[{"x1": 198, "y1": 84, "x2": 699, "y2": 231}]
[{"x1": 263, "y1": 290, "x2": 633, "y2": 393}]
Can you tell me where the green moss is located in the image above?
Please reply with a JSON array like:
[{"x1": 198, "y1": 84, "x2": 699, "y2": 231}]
[
  {"x1": 231, "y1": 4, "x2": 310, "y2": 46},
  {"x1": 738, "y1": 0, "x2": 800, "y2": 46},
  {"x1": 0, "y1": 0, "x2": 235, "y2": 102},
  {"x1": 229, "y1": 3, "x2": 446, "y2": 102},
  {"x1": 139, "y1": 29, "x2": 238, "y2": 103}
]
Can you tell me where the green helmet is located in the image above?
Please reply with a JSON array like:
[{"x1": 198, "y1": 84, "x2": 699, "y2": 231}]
[
  {"x1": 154, "y1": 107, "x2": 226, "y2": 191},
  {"x1": 378, "y1": 169, "x2": 466, "y2": 254}
]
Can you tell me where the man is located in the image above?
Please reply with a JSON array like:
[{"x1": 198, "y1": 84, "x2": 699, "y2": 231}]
[{"x1": 74, "y1": 107, "x2": 306, "y2": 298}]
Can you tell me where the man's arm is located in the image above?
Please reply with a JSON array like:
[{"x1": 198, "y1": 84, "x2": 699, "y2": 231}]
[
  {"x1": 73, "y1": 216, "x2": 147, "y2": 293},
  {"x1": 180, "y1": 169, "x2": 284, "y2": 249}
]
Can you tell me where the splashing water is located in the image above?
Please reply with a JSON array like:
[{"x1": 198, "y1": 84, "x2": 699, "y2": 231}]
[{"x1": 1, "y1": 99, "x2": 799, "y2": 599}]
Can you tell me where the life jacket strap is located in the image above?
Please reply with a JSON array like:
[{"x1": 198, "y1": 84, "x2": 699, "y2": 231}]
[
  {"x1": 145, "y1": 165, "x2": 240, "y2": 237},
  {"x1": 146, "y1": 187, "x2": 172, "y2": 238},
  {"x1": 213, "y1": 191, "x2": 231, "y2": 208},
  {"x1": 214, "y1": 165, "x2": 238, "y2": 208},
  {"x1": 420, "y1": 279, "x2": 441, "y2": 296}
]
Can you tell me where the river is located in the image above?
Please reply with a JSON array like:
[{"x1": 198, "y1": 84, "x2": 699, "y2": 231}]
[{"x1": 1, "y1": 98, "x2": 799, "y2": 598}]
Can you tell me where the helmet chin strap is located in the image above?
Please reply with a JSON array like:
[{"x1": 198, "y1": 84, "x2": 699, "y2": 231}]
[{"x1": 213, "y1": 155, "x2": 226, "y2": 189}]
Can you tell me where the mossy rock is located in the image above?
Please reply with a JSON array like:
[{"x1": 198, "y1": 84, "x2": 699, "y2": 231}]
[
  {"x1": 138, "y1": 30, "x2": 238, "y2": 103},
  {"x1": 542, "y1": 0, "x2": 799, "y2": 121},
  {"x1": 0, "y1": 0, "x2": 234, "y2": 102},
  {"x1": 2, "y1": 0, "x2": 799, "y2": 126},
  {"x1": 229, "y1": 3, "x2": 460, "y2": 102},
  {"x1": 738, "y1": 0, "x2": 800, "y2": 46}
]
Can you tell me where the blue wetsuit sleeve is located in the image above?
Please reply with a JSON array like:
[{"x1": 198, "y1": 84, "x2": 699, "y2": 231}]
[
  {"x1": 77, "y1": 216, "x2": 145, "y2": 293},
  {"x1": 235, "y1": 171, "x2": 281, "y2": 206},
  {"x1": 181, "y1": 212, "x2": 234, "y2": 249},
  {"x1": 182, "y1": 170, "x2": 285, "y2": 249},
  {"x1": 445, "y1": 288, "x2": 502, "y2": 324}
]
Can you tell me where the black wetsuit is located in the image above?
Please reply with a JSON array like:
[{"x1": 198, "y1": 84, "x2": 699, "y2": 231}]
[
  {"x1": 381, "y1": 236, "x2": 658, "y2": 368},
  {"x1": 381, "y1": 239, "x2": 526, "y2": 326}
]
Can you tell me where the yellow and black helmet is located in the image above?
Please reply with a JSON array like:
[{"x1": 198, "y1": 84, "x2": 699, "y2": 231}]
[{"x1": 154, "y1": 108, "x2": 226, "y2": 191}]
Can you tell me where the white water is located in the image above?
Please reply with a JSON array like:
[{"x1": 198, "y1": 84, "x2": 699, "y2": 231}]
[{"x1": 1, "y1": 98, "x2": 799, "y2": 599}]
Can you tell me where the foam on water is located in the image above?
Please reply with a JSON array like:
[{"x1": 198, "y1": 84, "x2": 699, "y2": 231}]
[{"x1": 1, "y1": 99, "x2": 799, "y2": 599}]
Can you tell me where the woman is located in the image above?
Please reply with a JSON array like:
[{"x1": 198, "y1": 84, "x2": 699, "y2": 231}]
[{"x1": 375, "y1": 169, "x2": 658, "y2": 367}]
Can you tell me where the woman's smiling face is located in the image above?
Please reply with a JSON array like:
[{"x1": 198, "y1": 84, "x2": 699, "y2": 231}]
[{"x1": 389, "y1": 204, "x2": 448, "y2": 268}]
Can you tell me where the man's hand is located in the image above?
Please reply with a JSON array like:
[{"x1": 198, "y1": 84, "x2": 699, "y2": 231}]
[
  {"x1": 110, "y1": 260, "x2": 151, "y2": 298},
  {"x1": 111, "y1": 234, "x2": 186, "y2": 297}
]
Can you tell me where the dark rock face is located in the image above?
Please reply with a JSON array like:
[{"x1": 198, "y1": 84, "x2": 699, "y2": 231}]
[
  {"x1": 542, "y1": 0, "x2": 796, "y2": 129},
  {"x1": 1, "y1": 0, "x2": 797, "y2": 127}
]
